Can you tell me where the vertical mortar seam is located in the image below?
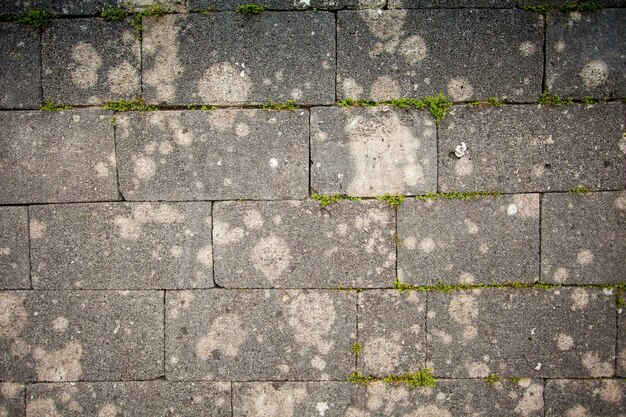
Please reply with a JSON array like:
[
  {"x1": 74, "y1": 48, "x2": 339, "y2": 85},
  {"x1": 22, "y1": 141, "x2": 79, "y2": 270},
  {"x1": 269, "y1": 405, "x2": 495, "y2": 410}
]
[
  {"x1": 211, "y1": 201, "x2": 219, "y2": 288},
  {"x1": 541, "y1": 12, "x2": 547, "y2": 93},
  {"x1": 542, "y1": 378, "x2": 546, "y2": 417},
  {"x1": 162, "y1": 289, "x2": 166, "y2": 378},
  {"x1": 538, "y1": 192, "x2": 543, "y2": 282},
  {"x1": 355, "y1": 291, "x2": 360, "y2": 371},
  {"x1": 112, "y1": 120, "x2": 125, "y2": 201},
  {"x1": 26, "y1": 206, "x2": 33, "y2": 289},
  {"x1": 334, "y1": 11, "x2": 338, "y2": 102}
]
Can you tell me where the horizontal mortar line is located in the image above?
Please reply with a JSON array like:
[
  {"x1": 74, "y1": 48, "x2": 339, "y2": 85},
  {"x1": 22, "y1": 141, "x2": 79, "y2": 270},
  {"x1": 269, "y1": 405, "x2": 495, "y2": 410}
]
[{"x1": 1, "y1": 189, "x2": 624, "y2": 209}]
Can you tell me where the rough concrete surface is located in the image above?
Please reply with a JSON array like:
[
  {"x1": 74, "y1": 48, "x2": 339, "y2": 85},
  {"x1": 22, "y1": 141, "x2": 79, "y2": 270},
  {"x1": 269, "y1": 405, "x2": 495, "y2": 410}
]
[
  {"x1": 0, "y1": 383, "x2": 24, "y2": 417},
  {"x1": 0, "y1": 23, "x2": 40, "y2": 109},
  {"x1": 30, "y1": 202, "x2": 213, "y2": 289},
  {"x1": 311, "y1": 107, "x2": 437, "y2": 197},
  {"x1": 389, "y1": 0, "x2": 626, "y2": 7},
  {"x1": 398, "y1": 195, "x2": 540, "y2": 285},
  {"x1": 116, "y1": 110, "x2": 309, "y2": 200},
  {"x1": 439, "y1": 103, "x2": 625, "y2": 193},
  {"x1": 337, "y1": 9, "x2": 543, "y2": 102},
  {"x1": 213, "y1": 200, "x2": 395, "y2": 288},
  {"x1": 189, "y1": 0, "x2": 386, "y2": 10},
  {"x1": 545, "y1": 379, "x2": 626, "y2": 417},
  {"x1": 0, "y1": 207, "x2": 30, "y2": 289}
]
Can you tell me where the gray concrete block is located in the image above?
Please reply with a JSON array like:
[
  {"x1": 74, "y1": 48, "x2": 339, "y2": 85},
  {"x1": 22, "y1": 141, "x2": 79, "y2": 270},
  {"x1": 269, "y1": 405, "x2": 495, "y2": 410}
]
[
  {"x1": 166, "y1": 289, "x2": 356, "y2": 381},
  {"x1": 142, "y1": 13, "x2": 335, "y2": 105},
  {"x1": 389, "y1": 0, "x2": 626, "y2": 7},
  {"x1": 357, "y1": 290, "x2": 426, "y2": 376},
  {"x1": 428, "y1": 288, "x2": 616, "y2": 378},
  {"x1": 311, "y1": 107, "x2": 437, "y2": 197},
  {"x1": 233, "y1": 382, "x2": 364, "y2": 417},
  {"x1": 547, "y1": 9, "x2": 626, "y2": 99},
  {"x1": 364, "y1": 379, "x2": 544, "y2": 417},
  {"x1": 545, "y1": 379, "x2": 626, "y2": 417},
  {"x1": 0, "y1": 207, "x2": 30, "y2": 289},
  {"x1": 0, "y1": 290, "x2": 163, "y2": 381},
  {"x1": 337, "y1": 10, "x2": 543, "y2": 102},
  {"x1": 26, "y1": 381, "x2": 231, "y2": 416},
  {"x1": 620, "y1": 309, "x2": 626, "y2": 377},
  {"x1": 42, "y1": 18, "x2": 140, "y2": 105},
  {"x1": 0, "y1": 383, "x2": 24, "y2": 417},
  {"x1": 116, "y1": 110, "x2": 308, "y2": 200},
  {"x1": 30, "y1": 202, "x2": 213, "y2": 289},
  {"x1": 397, "y1": 195, "x2": 540, "y2": 285},
  {"x1": 0, "y1": 23, "x2": 41, "y2": 109},
  {"x1": 542, "y1": 191, "x2": 626, "y2": 285},
  {"x1": 0, "y1": 110, "x2": 120, "y2": 204},
  {"x1": 0, "y1": 0, "x2": 183, "y2": 15},
  {"x1": 438, "y1": 104, "x2": 625, "y2": 193},
  {"x1": 189, "y1": 0, "x2": 385, "y2": 10},
  {"x1": 213, "y1": 200, "x2": 395, "y2": 288}
]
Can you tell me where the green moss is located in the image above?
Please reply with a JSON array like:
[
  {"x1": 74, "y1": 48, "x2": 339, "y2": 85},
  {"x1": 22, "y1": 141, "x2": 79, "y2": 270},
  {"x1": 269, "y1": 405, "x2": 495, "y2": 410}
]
[
  {"x1": 129, "y1": 3, "x2": 169, "y2": 39},
  {"x1": 423, "y1": 93, "x2": 454, "y2": 124},
  {"x1": 1, "y1": 8, "x2": 55, "y2": 28},
  {"x1": 488, "y1": 97, "x2": 502, "y2": 106},
  {"x1": 568, "y1": 185, "x2": 589, "y2": 194},
  {"x1": 40, "y1": 99, "x2": 72, "y2": 112},
  {"x1": 348, "y1": 370, "x2": 376, "y2": 385},
  {"x1": 581, "y1": 96, "x2": 597, "y2": 104},
  {"x1": 336, "y1": 98, "x2": 355, "y2": 108},
  {"x1": 335, "y1": 98, "x2": 378, "y2": 108},
  {"x1": 393, "y1": 234, "x2": 402, "y2": 246},
  {"x1": 415, "y1": 191, "x2": 502, "y2": 202},
  {"x1": 357, "y1": 98, "x2": 378, "y2": 108},
  {"x1": 561, "y1": 1, "x2": 602, "y2": 12},
  {"x1": 200, "y1": 7, "x2": 217, "y2": 13},
  {"x1": 236, "y1": 4, "x2": 266, "y2": 14},
  {"x1": 187, "y1": 104, "x2": 217, "y2": 111},
  {"x1": 521, "y1": 5, "x2": 551, "y2": 14},
  {"x1": 484, "y1": 373, "x2": 503, "y2": 386},
  {"x1": 100, "y1": 7, "x2": 128, "y2": 21},
  {"x1": 394, "y1": 277, "x2": 560, "y2": 294},
  {"x1": 375, "y1": 194, "x2": 404, "y2": 208},
  {"x1": 536, "y1": 91, "x2": 574, "y2": 106},
  {"x1": 311, "y1": 194, "x2": 361, "y2": 208},
  {"x1": 350, "y1": 368, "x2": 437, "y2": 388},
  {"x1": 103, "y1": 98, "x2": 157, "y2": 112},
  {"x1": 509, "y1": 377, "x2": 523, "y2": 384},
  {"x1": 261, "y1": 99, "x2": 297, "y2": 111},
  {"x1": 351, "y1": 342, "x2": 362, "y2": 356},
  {"x1": 110, "y1": 116, "x2": 117, "y2": 126}
]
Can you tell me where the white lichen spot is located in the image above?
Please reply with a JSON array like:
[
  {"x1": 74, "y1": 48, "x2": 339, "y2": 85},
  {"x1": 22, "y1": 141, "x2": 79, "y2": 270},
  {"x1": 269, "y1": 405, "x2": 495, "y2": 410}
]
[
  {"x1": 134, "y1": 157, "x2": 156, "y2": 180},
  {"x1": 235, "y1": 123, "x2": 250, "y2": 137},
  {"x1": 363, "y1": 336, "x2": 402, "y2": 375},
  {"x1": 341, "y1": 77, "x2": 363, "y2": 98},
  {"x1": 30, "y1": 220, "x2": 46, "y2": 239},
  {"x1": 556, "y1": 333, "x2": 574, "y2": 351},
  {"x1": 454, "y1": 142, "x2": 467, "y2": 158},
  {"x1": 316, "y1": 402, "x2": 329, "y2": 416},
  {"x1": 576, "y1": 249, "x2": 594, "y2": 265},
  {"x1": 580, "y1": 60, "x2": 609, "y2": 89},
  {"x1": 566, "y1": 405, "x2": 588, "y2": 417},
  {"x1": 170, "y1": 245, "x2": 183, "y2": 257},
  {"x1": 419, "y1": 237, "x2": 436, "y2": 253},
  {"x1": 132, "y1": 203, "x2": 184, "y2": 224},
  {"x1": 405, "y1": 406, "x2": 452, "y2": 417},
  {"x1": 287, "y1": 292, "x2": 336, "y2": 354},
  {"x1": 507, "y1": 204, "x2": 518, "y2": 216},
  {"x1": 241, "y1": 384, "x2": 306, "y2": 417},
  {"x1": 251, "y1": 235, "x2": 291, "y2": 282},
  {"x1": 447, "y1": 77, "x2": 474, "y2": 101},
  {"x1": 404, "y1": 236, "x2": 416, "y2": 250},
  {"x1": 310, "y1": 356, "x2": 326, "y2": 370},
  {"x1": 553, "y1": 267, "x2": 569, "y2": 283},
  {"x1": 114, "y1": 216, "x2": 141, "y2": 240},
  {"x1": 514, "y1": 383, "x2": 544, "y2": 416},
  {"x1": 555, "y1": 41, "x2": 566, "y2": 53},
  {"x1": 243, "y1": 210, "x2": 264, "y2": 230},
  {"x1": 448, "y1": 294, "x2": 478, "y2": 324},
  {"x1": 94, "y1": 162, "x2": 110, "y2": 177},
  {"x1": 107, "y1": 61, "x2": 139, "y2": 96},
  {"x1": 463, "y1": 325, "x2": 478, "y2": 340},
  {"x1": 459, "y1": 272, "x2": 475, "y2": 284},
  {"x1": 466, "y1": 361, "x2": 490, "y2": 378},
  {"x1": 98, "y1": 404, "x2": 120, "y2": 417},
  {"x1": 398, "y1": 35, "x2": 427, "y2": 64},
  {"x1": 581, "y1": 351, "x2": 613, "y2": 377},
  {"x1": 0, "y1": 293, "x2": 27, "y2": 338},
  {"x1": 519, "y1": 41, "x2": 537, "y2": 57},
  {"x1": 370, "y1": 75, "x2": 401, "y2": 101},
  {"x1": 70, "y1": 42, "x2": 101, "y2": 89},
  {"x1": 158, "y1": 142, "x2": 173, "y2": 155},
  {"x1": 513, "y1": 194, "x2": 539, "y2": 218},
  {"x1": 33, "y1": 341, "x2": 83, "y2": 381},
  {"x1": 142, "y1": 15, "x2": 182, "y2": 102},
  {"x1": 269, "y1": 158, "x2": 279, "y2": 169},
  {"x1": 570, "y1": 287, "x2": 589, "y2": 310},
  {"x1": 52, "y1": 316, "x2": 69, "y2": 332},
  {"x1": 213, "y1": 221, "x2": 244, "y2": 245},
  {"x1": 198, "y1": 62, "x2": 251, "y2": 104},
  {"x1": 464, "y1": 219, "x2": 478, "y2": 234},
  {"x1": 196, "y1": 314, "x2": 246, "y2": 359},
  {"x1": 196, "y1": 245, "x2": 213, "y2": 267},
  {"x1": 598, "y1": 379, "x2": 622, "y2": 403}
]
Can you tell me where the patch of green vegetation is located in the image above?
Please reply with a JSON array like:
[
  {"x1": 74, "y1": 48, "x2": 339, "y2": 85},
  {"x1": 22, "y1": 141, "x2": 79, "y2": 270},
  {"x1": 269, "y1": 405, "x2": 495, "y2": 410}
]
[
  {"x1": 311, "y1": 194, "x2": 361, "y2": 208},
  {"x1": 581, "y1": 96, "x2": 597, "y2": 104},
  {"x1": 393, "y1": 277, "x2": 559, "y2": 293},
  {"x1": 536, "y1": 91, "x2": 574, "y2": 106},
  {"x1": 349, "y1": 368, "x2": 437, "y2": 388},
  {"x1": 422, "y1": 93, "x2": 454, "y2": 124},
  {"x1": 509, "y1": 377, "x2": 523, "y2": 384},
  {"x1": 357, "y1": 98, "x2": 378, "y2": 107},
  {"x1": 110, "y1": 116, "x2": 117, "y2": 126},
  {"x1": 40, "y1": 99, "x2": 72, "y2": 112},
  {"x1": 484, "y1": 373, "x2": 503, "y2": 386},
  {"x1": 337, "y1": 93, "x2": 453, "y2": 124},
  {"x1": 335, "y1": 98, "x2": 378, "y2": 108},
  {"x1": 0, "y1": 8, "x2": 55, "y2": 28},
  {"x1": 129, "y1": 3, "x2": 169, "y2": 39},
  {"x1": 188, "y1": 104, "x2": 217, "y2": 111},
  {"x1": 384, "y1": 97, "x2": 424, "y2": 109},
  {"x1": 261, "y1": 99, "x2": 297, "y2": 111},
  {"x1": 336, "y1": 98, "x2": 355, "y2": 108},
  {"x1": 415, "y1": 191, "x2": 502, "y2": 202},
  {"x1": 521, "y1": 5, "x2": 551, "y2": 14},
  {"x1": 488, "y1": 97, "x2": 502, "y2": 106},
  {"x1": 351, "y1": 342, "x2": 362, "y2": 356},
  {"x1": 568, "y1": 185, "x2": 589, "y2": 194},
  {"x1": 348, "y1": 370, "x2": 376, "y2": 385},
  {"x1": 200, "y1": 7, "x2": 217, "y2": 13},
  {"x1": 103, "y1": 98, "x2": 157, "y2": 112},
  {"x1": 393, "y1": 234, "x2": 402, "y2": 246},
  {"x1": 561, "y1": 1, "x2": 602, "y2": 13},
  {"x1": 100, "y1": 7, "x2": 128, "y2": 21},
  {"x1": 375, "y1": 194, "x2": 404, "y2": 208},
  {"x1": 617, "y1": 290, "x2": 625, "y2": 311},
  {"x1": 236, "y1": 3, "x2": 266, "y2": 14}
]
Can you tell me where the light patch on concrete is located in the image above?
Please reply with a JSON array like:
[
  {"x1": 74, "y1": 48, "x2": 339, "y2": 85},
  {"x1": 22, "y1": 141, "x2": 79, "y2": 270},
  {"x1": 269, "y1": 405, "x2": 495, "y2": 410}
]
[
  {"x1": 52, "y1": 316, "x2": 69, "y2": 332},
  {"x1": 454, "y1": 157, "x2": 473, "y2": 176},
  {"x1": 514, "y1": 383, "x2": 544, "y2": 416},
  {"x1": 158, "y1": 142, "x2": 173, "y2": 155},
  {"x1": 134, "y1": 157, "x2": 156, "y2": 180},
  {"x1": 459, "y1": 272, "x2": 475, "y2": 284},
  {"x1": 287, "y1": 292, "x2": 336, "y2": 354},
  {"x1": 0, "y1": 293, "x2": 27, "y2": 339},
  {"x1": 555, "y1": 41, "x2": 566, "y2": 53},
  {"x1": 513, "y1": 194, "x2": 539, "y2": 218},
  {"x1": 598, "y1": 379, "x2": 622, "y2": 403},
  {"x1": 168, "y1": 291, "x2": 195, "y2": 319},
  {"x1": 580, "y1": 60, "x2": 609, "y2": 89},
  {"x1": 553, "y1": 267, "x2": 569, "y2": 283},
  {"x1": 431, "y1": 328, "x2": 452, "y2": 345},
  {"x1": 419, "y1": 237, "x2": 435, "y2": 253},
  {"x1": 132, "y1": 204, "x2": 185, "y2": 224},
  {"x1": 570, "y1": 287, "x2": 589, "y2": 310},
  {"x1": 196, "y1": 245, "x2": 213, "y2": 267},
  {"x1": 405, "y1": 405, "x2": 452, "y2": 417},
  {"x1": 361, "y1": 9, "x2": 407, "y2": 41},
  {"x1": 198, "y1": 62, "x2": 251, "y2": 104},
  {"x1": 33, "y1": 341, "x2": 83, "y2": 381},
  {"x1": 404, "y1": 236, "x2": 416, "y2": 250},
  {"x1": 71, "y1": 42, "x2": 102, "y2": 89},
  {"x1": 447, "y1": 77, "x2": 474, "y2": 101},
  {"x1": 143, "y1": 15, "x2": 182, "y2": 102},
  {"x1": 27, "y1": 398, "x2": 62, "y2": 417},
  {"x1": 235, "y1": 123, "x2": 250, "y2": 137},
  {"x1": 463, "y1": 324, "x2": 478, "y2": 340},
  {"x1": 576, "y1": 249, "x2": 594, "y2": 265},
  {"x1": 310, "y1": 355, "x2": 326, "y2": 370},
  {"x1": 98, "y1": 403, "x2": 120, "y2": 417},
  {"x1": 363, "y1": 336, "x2": 402, "y2": 374},
  {"x1": 0, "y1": 383, "x2": 20, "y2": 399},
  {"x1": 316, "y1": 402, "x2": 329, "y2": 416},
  {"x1": 556, "y1": 333, "x2": 574, "y2": 351},
  {"x1": 108, "y1": 60, "x2": 139, "y2": 96},
  {"x1": 341, "y1": 77, "x2": 363, "y2": 98},
  {"x1": 243, "y1": 210, "x2": 264, "y2": 230},
  {"x1": 619, "y1": 349, "x2": 626, "y2": 372},
  {"x1": 196, "y1": 313, "x2": 246, "y2": 359},
  {"x1": 241, "y1": 384, "x2": 306, "y2": 417},
  {"x1": 250, "y1": 235, "x2": 292, "y2": 282},
  {"x1": 464, "y1": 219, "x2": 478, "y2": 234},
  {"x1": 581, "y1": 351, "x2": 613, "y2": 377},
  {"x1": 213, "y1": 221, "x2": 244, "y2": 245},
  {"x1": 114, "y1": 216, "x2": 141, "y2": 240},
  {"x1": 30, "y1": 220, "x2": 46, "y2": 239},
  {"x1": 566, "y1": 405, "x2": 588, "y2": 417},
  {"x1": 448, "y1": 293, "x2": 478, "y2": 324},
  {"x1": 94, "y1": 162, "x2": 110, "y2": 177},
  {"x1": 614, "y1": 194, "x2": 626, "y2": 210},
  {"x1": 466, "y1": 361, "x2": 490, "y2": 378},
  {"x1": 370, "y1": 76, "x2": 401, "y2": 101},
  {"x1": 507, "y1": 204, "x2": 518, "y2": 216},
  {"x1": 398, "y1": 35, "x2": 427, "y2": 64},
  {"x1": 519, "y1": 41, "x2": 537, "y2": 57}
]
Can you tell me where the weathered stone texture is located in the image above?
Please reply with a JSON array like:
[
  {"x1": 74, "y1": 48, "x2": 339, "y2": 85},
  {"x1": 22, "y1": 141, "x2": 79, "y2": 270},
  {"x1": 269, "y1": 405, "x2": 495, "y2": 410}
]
[
  {"x1": 0, "y1": 383, "x2": 25, "y2": 417},
  {"x1": 358, "y1": 291, "x2": 426, "y2": 376},
  {"x1": 166, "y1": 290, "x2": 356, "y2": 381},
  {"x1": 116, "y1": 110, "x2": 308, "y2": 200},
  {"x1": 311, "y1": 107, "x2": 437, "y2": 197},
  {"x1": 363, "y1": 379, "x2": 544, "y2": 417},
  {"x1": 438, "y1": 104, "x2": 625, "y2": 193},
  {"x1": 337, "y1": 10, "x2": 543, "y2": 102},
  {"x1": 0, "y1": 290, "x2": 163, "y2": 381},
  {"x1": 0, "y1": 207, "x2": 30, "y2": 289},
  {"x1": 233, "y1": 382, "x2": 364, "y2": 417},
  {"x1": 547, "y1": 9, "x2": 626, "y2": 99},
  {"x1": 26, "y1": 381, "x2": 231, "y2": 416},
  {"x1": 542, "y1": 191, "x2": 626, "y2": 285},
  {"x1": 189, "y1": 0, "x2": 385, "y2": 10},
  {"x1": 389, "y1": 0, "x2": 626, "y2": 7},
  {"x1": 42, "y1": 19, "x2": 140, "y2": 105},
  {"x1": 398, "y1": 195, "x2": 540, "y2": 285},
  {"x1": 619, "y1": 307, "x2": 626, "y2": 377},
  {"x1": 0, "y1": 110, "x2": 119, "y2": 204},
  {"x1": 0, "y1": 23, "x2": 40, "y2": 109},
  {"x1": 142, "y1": 12, "x2": 335, "y2": 105},
  {"x1": 30, "y1": 202, "x2": 213, "y2": 289},
  {"x1": 0, "y1": 0, "x2": 186, "y2": 14},
  {"x1": 545, "y1": 379, "x2": 626, "y2": 417},
  {"x1": 428, "y1": 288, "x2": 616, "y2": 378},
  {"x1": 213, "y1": 200, "x2": 395, "y2": 288}
]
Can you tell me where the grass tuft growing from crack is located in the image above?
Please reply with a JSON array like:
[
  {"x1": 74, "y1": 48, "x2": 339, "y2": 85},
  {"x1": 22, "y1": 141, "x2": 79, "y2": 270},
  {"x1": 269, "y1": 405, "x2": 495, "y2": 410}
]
[
  {"x1": 0, "y1": 8, "x2": 55, "y2": 28},
  {"x1": 103, "y1": 98, "x2": 157, "y2": 112},
  {"x1": 236, "y1": 4, "x2": 266, "y2": 14},
  {"x1": 568, "y1": 185, "x2": 589, "y2": 194},
  {"x1": 484, "y1": 373, "x2": 503, "y2": 386},
  {"x1": 561, "y1": 1, "x2": 602, "y2": 13},
  {"x1": 349, "y1": 368, "x2": 437, "y2": 388},
  {"x1": 100, "y1": 7, "x2": 128, "y2": 21},
  {"x1": 129, "y1": 3, "x2": 169, "y2": 39},
  {"x1": 415, "y1": 191, "x2": 502, "y2": 202},
  {"x1": 40, "y1": 99, "x2": 72, "y2": 111},
  {"x1": 261, "y1": 99, "x2": 297, "y2": 111},
  {"x1": 375, "y1": 194, "x2": 404, "y2": 208},
  {"x1": 351, "y1": 342, "x2": 362, "y2": 356},
  {"x1": 311, "y1": 194, "x2": 361, "y2": 208},
  {"x1": 536, "y1": 91, "x2": 574, "y2": 106},
  {"x1": 521, "y1": 5, "x2": 551, "y2": 13}
]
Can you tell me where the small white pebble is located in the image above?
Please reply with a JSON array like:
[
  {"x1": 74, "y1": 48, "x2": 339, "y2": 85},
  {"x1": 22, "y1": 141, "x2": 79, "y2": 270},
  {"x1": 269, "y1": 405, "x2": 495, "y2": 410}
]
[{"x1": 534, "y1": 363, "x2": 542, "y2": 370}]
